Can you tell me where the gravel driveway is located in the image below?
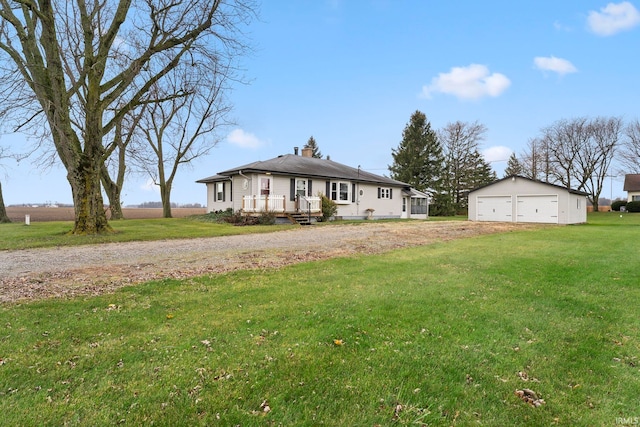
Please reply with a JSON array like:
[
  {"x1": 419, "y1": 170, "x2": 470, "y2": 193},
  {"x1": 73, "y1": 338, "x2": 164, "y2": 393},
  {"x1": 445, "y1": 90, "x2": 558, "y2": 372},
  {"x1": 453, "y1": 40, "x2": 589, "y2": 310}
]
[{"x1": 0, "y1": 221, "x2": 528, "y2": 303}]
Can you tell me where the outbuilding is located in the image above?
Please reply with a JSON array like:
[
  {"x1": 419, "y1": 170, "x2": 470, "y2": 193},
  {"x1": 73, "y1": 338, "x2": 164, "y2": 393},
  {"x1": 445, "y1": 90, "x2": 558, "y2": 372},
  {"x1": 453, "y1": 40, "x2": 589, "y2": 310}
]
[{"x1": 468, "y1": 175, "x2": 587, "y2": 224}]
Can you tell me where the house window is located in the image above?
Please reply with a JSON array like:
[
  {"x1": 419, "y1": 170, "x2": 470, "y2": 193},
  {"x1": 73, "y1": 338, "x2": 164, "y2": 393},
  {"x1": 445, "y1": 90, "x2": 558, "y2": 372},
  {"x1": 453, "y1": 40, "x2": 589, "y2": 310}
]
[
  {"x1": 402, "y1": 198, "x2": 406, "y2": 212},
  {"x1": 633, "y1": 195, "x2": 640, "y2": 201},
  {"x1": 216, "y1": 182, "x2": 224, "y2": 202},
  {"x1": 296, "y1": 179, "x2": 307, "y2": 197},
  {"x1": 330, "y1": 181, "x2": 350, "y2": 203},
  {"x1": 411, "y1": 198, "x2": 428, "y2": 214},
  {"x1": 378, "y1": 187, "x2": 392, "y2": 199},
  {"x1": 260, "y1": 177, "x2": 271, "y2": 195}
]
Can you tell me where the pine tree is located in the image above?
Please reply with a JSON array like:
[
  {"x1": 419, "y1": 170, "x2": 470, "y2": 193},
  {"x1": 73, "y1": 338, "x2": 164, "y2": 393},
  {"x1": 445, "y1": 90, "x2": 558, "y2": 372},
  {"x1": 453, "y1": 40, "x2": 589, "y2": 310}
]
[
  {"x1": 305, "y1": 136, "x2": 322, "y2": 158},
  {"x1": 452, "y1": 150, "x2": 496, "y2": 212},
  {"x1": 504, "y1": 152, "x2": 523, "y2": 177},
  {"x1": 389, "y1": 110, "x2": 444, "y2": 192}
]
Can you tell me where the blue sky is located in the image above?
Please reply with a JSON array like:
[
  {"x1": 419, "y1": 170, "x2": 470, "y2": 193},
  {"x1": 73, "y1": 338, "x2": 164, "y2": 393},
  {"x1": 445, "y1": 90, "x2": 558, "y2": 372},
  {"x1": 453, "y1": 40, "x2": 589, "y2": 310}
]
[{"x1": 3, "y1": 0, "x2": 639, "y2": 205}]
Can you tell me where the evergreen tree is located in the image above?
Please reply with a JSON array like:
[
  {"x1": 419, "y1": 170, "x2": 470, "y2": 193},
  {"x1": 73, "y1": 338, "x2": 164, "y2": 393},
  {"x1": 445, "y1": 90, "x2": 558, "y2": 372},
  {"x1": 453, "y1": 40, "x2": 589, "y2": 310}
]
[
  {"x1": 389, "y1": 111, "x2": 444, "y2": 192},
  {"x1": 504, "y1": 152, "x2": 523, "y2": 177},
  {"x1": 305, "y1": 136, "x2": 323, "y2": 158},
  {"x1": 468, "y1": 150, "x2": 497, "y2": 188}
]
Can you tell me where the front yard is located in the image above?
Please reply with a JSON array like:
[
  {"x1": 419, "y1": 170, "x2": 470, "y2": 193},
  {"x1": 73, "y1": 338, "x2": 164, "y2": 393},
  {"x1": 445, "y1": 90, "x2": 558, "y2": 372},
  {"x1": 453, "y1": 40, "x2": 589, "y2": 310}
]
[{"x1": 0, "y1": 213, "x2": 638, "y2": 425}]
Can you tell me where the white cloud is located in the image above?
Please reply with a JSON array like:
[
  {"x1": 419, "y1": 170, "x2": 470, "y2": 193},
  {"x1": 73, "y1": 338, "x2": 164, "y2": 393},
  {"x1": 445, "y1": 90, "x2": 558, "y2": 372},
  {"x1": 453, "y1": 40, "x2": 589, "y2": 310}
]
[
  {"x1": 587, "y1": 1, "x2": 640, "y2": 36},
  {"x1": 534, "y1": 56, "x2": 578, "y2": 76},
  {"x1": 227, "y1": 129, "x2": 265, "y2": 149},
  {"x1": 141, "y1": 178, "x2": 159, "y2": 194},
  {"x1": 553, "y1": 21, "x2": 573, "y2": 32},
  {"x1": 482, "y1": 146, "x2": 512, "y2": 163},
  {"x1": 421, "y1": 64, "x2": 511, "y2": 100}
]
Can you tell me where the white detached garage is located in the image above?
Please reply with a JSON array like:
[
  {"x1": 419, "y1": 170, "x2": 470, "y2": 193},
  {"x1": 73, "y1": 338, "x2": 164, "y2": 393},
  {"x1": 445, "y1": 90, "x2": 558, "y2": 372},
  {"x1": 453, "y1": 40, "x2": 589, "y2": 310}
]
[{"x1": 468, "y1": 175, "x2": 588, "y2": 224}]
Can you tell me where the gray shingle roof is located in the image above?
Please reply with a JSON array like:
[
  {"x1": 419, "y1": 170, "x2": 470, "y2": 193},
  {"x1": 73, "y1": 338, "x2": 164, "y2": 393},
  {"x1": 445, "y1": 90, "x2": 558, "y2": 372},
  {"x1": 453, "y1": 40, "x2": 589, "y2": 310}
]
[
  {"x1": 199, "y1": 154, "x2": 409, "y2": 187},
  {"x1": 623, "y1": 174, "x2": 640, "y2": 192}
]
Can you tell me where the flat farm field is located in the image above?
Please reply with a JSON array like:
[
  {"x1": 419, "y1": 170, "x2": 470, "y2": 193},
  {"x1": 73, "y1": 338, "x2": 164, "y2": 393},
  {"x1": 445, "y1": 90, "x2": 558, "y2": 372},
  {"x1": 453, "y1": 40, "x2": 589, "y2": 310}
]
[{"x1": 5, "y1": 206, "x2": 206, "y2": 222}]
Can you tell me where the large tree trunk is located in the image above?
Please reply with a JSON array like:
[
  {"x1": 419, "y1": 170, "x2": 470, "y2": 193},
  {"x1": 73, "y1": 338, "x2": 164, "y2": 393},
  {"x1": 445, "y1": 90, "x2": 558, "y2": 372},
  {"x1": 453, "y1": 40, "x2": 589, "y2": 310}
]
[
  {"x1": 0, "y1": 180, "x2": 10, "y2": 223},
  {"x1": 101, "y1": 168, "x2": 125, "y2": 220},
  {"x1": 101, "y1": 161, "x2": 125, "y2": 220},
  {"x1": 160, "y1": 182, "x2": 173, "y2": 218},
  {"x1": 68, "y1": 151, "x2": 112, "y2": 234}
]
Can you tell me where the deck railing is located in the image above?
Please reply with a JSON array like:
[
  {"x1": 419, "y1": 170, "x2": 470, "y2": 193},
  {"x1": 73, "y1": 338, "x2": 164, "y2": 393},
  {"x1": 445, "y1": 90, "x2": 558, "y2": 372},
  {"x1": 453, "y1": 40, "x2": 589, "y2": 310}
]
[
  {"x1": 297, "y1": 196, "x2": 322, "y2": 213},
  {"x1": 242, "y1": 195, "x2": 286, "y2": 213}
]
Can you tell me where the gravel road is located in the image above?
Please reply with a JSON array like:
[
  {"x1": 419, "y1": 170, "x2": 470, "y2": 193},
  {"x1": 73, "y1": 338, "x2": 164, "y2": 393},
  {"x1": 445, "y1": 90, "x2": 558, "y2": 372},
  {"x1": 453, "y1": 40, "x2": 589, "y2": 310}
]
[{"x1": 0, "y1": 221, "x2": 528, "y2": 303}]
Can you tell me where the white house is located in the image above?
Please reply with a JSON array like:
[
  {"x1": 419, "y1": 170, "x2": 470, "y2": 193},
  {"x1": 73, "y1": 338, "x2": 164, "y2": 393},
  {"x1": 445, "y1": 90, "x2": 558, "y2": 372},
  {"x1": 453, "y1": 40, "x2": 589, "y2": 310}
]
[
  {"x1": 197, "y1": 147, "x2": 430, "y2": 223},
  {"x1": 623, "y1": 174, "x2": 640, "y2": 202},
  {"x1": 468, "y1": 175, "x2": 588, "y2": 224}
]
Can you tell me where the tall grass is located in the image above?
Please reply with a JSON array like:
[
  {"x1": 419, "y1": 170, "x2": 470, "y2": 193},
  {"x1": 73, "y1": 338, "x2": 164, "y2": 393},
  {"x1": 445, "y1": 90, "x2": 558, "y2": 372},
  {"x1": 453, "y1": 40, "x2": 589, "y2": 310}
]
[{"x1": 1, "y1": 214, "x2": 639, "y2": 425}]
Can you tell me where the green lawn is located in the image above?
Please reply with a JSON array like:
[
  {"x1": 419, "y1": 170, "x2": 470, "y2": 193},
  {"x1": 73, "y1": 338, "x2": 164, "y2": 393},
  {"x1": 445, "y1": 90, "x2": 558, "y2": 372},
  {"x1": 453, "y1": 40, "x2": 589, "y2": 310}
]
[
  {"x1": 0, "y1": 217, "x2": 296, "y2": 250},
  {"x1": 1, "y1": 213, "x2": 639, "y2": 425}
]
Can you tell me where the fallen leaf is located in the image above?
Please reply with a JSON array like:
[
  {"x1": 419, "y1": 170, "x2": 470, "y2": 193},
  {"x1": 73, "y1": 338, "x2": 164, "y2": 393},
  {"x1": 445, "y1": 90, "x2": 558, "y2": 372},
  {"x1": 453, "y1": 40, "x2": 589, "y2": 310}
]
[
  {"x1": 515, "y1": 389, "x2": 545, "y2": 407},
  {"x1": 333, "y1": 339, "x2": 344, "y2": 346}
]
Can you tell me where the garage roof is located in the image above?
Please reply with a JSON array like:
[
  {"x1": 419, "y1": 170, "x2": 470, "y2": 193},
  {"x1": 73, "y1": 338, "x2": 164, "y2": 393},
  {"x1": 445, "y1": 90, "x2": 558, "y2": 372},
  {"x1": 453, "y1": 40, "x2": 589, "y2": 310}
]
[{"x1": 469, "y1": 175, "x2": 589, "y2": 196}]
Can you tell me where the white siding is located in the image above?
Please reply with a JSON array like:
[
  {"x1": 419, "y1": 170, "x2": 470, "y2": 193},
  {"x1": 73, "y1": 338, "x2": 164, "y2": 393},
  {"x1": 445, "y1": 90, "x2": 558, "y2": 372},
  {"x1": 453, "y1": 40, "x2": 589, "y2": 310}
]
[{"x1": 468, "y1": 176, "x2": 586, "y2": 224}]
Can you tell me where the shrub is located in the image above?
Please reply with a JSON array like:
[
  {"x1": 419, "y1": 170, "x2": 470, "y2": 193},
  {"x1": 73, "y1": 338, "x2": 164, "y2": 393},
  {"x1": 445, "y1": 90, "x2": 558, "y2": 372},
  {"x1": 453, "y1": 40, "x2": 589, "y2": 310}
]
[
  {"x1": 320, "y1": 195, "x2": 338, "y2": 221},
  {"x1": 625, "y1": 201, "x2": 640, "y2": 212},
  {"x1": 195, "y1": 208, "x2": 234, "y2": 223},
  {"x1": 611, "y1": 200, "x2": 627, "y2": 211},
  {"x1": 257, "y1": 210, "x2": 276, "y2": 225}
]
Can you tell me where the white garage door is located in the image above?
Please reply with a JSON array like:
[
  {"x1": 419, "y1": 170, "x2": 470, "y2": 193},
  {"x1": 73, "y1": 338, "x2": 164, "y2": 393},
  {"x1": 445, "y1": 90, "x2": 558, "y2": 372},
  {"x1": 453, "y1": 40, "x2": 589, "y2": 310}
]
[
  {"x1": 477, "y1": 196, "x2": 512, "y2": 221},
  {"x1": 516, "y1": 195, "x2": 558, "y2": 223}
]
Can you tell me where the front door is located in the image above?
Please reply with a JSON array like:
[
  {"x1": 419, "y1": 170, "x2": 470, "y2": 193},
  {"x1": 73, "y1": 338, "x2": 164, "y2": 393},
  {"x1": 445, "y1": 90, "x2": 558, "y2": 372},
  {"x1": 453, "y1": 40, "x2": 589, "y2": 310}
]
[{"x1": 260, "y1": 176, "x2": 272, "y2": 195}]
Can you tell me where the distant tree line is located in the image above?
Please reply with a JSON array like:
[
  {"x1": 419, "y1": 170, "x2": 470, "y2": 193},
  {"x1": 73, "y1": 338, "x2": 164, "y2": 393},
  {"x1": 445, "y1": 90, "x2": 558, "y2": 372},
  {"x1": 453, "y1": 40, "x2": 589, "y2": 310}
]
[{"x1": 131, "y1": 202, "x2": 203, "y2": 209}]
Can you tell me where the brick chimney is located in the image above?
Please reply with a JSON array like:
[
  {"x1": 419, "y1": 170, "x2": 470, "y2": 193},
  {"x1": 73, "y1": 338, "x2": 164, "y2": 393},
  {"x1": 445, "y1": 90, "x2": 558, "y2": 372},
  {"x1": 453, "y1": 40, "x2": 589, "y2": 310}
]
[{"x1": 301, "y1": 147, "x2": 313, "y2": 158}]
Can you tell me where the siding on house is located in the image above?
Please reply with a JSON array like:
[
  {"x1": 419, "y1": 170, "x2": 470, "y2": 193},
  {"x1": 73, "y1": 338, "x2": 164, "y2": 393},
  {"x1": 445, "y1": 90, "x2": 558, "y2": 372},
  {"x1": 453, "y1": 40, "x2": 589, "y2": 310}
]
[{"x1": 197, "y1": 153, "x2": 429, "y2": 219}]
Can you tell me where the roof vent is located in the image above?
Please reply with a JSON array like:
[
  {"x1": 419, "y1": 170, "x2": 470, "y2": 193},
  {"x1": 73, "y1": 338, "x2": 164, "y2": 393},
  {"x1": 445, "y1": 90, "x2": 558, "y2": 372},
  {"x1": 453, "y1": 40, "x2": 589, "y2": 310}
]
[{"x1": 294, "y1": 147, "x2": 299, "y2": 155}]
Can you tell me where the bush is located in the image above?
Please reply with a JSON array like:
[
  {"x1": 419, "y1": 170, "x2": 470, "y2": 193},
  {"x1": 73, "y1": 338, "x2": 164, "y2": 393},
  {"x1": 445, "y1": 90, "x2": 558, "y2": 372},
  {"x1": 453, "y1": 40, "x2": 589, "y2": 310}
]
[
  {"x1": 257, "y1": 210, "x2": 276, "y2": 225},
  {"x1": 611, "y1": 200, "x2": 627, "y2": 211},
  {"x1": 625, "y1": 201, "x2": 640, "y2": 212},
  {"x1": 195, "y1": 208, "x2": 234, "y2": 223},
  {"x1": 321, "y1": 195, "x2": 338, "y2": 221}
]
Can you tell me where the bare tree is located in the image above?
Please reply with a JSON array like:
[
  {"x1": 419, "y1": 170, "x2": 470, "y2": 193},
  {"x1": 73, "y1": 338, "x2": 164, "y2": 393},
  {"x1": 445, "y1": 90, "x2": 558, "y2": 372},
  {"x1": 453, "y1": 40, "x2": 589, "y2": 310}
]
[
  {"x1": 133, "y1": 61, "x2": 232, "y2": 218},
  {"x1": 0, "y1": 0, "x2": 255, "y2": 234},
  {"x1": 619, "y1": 119, "x2": 640, "y2": 173},
  {"x1": 576, "y1": 117, "x2": 622, "y2": 211},
  {"x1": 541, "y1": 117, "x2": 591, "y2": 189},
  {"x1": 438, "y1": 121, "x2": 488, "y2": 213},
  {"x1": 519, "y1": 137, "x2": 551, "y2": 182},
  {"x1": 101, "y1": 108, "x2": 146, "y2": 220},
  {"x1": 524, "y1": 117, "x2": 621, "y2": 211}
]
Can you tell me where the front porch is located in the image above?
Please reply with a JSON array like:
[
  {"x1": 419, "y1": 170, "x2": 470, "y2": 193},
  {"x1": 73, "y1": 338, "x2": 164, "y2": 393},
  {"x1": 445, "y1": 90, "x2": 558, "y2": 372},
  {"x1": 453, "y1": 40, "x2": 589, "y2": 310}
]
[{"x1": 242, "y1": 194, "x2": 322, "y2": 216}]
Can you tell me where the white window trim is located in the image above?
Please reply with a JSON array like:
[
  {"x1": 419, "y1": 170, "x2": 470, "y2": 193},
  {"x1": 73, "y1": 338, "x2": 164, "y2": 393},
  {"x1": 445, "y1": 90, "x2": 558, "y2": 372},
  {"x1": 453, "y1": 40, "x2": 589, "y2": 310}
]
[{"x1": 331, "y1": 181, "x2": 351, "y2": 204}]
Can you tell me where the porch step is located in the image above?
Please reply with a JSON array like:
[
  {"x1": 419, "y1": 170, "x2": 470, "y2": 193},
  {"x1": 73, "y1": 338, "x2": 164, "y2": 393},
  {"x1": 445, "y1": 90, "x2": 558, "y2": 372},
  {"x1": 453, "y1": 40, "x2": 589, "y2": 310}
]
[{"x1": 288, "y1": 213, "x2": 312, "y2": 226}]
